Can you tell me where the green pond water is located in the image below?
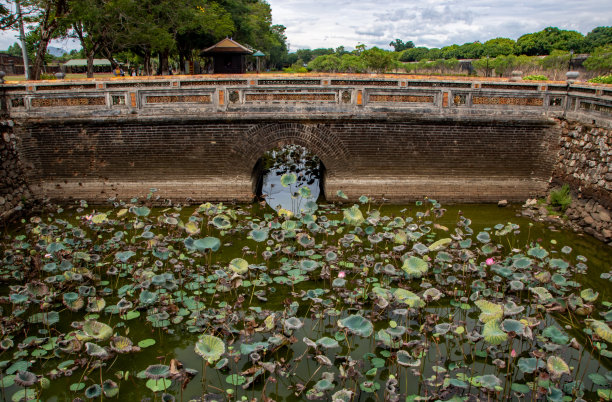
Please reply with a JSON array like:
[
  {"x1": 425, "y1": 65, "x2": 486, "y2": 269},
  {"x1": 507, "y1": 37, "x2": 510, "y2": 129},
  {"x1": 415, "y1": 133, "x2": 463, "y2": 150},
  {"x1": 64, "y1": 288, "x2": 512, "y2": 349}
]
[{"x1": 0, "y1": 191, "x2": 611, "y2": 401}]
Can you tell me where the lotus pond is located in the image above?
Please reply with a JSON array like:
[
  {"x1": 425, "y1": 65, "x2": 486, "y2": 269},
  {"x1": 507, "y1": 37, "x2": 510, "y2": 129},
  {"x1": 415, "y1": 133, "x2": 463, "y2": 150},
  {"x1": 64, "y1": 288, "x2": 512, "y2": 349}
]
[{"x1": 1, "y1": 187, "x2": 612, "y2": 401}]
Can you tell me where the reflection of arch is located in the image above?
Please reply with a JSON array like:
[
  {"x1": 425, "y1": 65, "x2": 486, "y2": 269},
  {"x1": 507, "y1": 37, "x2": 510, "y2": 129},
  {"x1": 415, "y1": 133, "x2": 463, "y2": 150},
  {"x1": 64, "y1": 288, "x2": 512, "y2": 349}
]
[{"x1": 231, "y1": 123, "x2": 350, "y2": 174}]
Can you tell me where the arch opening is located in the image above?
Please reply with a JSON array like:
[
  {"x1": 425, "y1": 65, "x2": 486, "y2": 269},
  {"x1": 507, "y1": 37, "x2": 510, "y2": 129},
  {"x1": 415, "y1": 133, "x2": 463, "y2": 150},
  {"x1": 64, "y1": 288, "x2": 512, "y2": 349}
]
[{"x1": 252, "y1": 144, "x2": 326, "y2": 214}]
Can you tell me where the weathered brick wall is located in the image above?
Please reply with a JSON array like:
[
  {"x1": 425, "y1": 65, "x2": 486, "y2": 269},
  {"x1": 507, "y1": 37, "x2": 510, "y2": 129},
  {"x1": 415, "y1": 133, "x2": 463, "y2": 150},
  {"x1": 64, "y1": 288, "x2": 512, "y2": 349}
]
[
  {"x1": 553, "y1": 119, "x2": 612, "y2": 241},
  {"x1": 15, "y1": 117, "x2": 558, "y2": 204},
  {"x1": 0, "y1": 119, "x2": 32, "y2": 219}
]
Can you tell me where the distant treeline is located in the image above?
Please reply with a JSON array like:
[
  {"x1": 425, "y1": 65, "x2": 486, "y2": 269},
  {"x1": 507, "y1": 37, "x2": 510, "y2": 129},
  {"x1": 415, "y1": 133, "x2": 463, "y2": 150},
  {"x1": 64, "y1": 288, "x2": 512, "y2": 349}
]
[{"x1": 285, "y1": 26, "x2": 612, "y2": 80}]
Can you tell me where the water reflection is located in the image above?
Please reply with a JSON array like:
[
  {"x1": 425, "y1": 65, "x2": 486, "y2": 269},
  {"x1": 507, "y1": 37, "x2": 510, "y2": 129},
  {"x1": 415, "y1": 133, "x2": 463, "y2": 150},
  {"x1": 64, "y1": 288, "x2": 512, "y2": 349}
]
[{"x1": 259, "y1": 145, "x2": 322, "y2": 214}]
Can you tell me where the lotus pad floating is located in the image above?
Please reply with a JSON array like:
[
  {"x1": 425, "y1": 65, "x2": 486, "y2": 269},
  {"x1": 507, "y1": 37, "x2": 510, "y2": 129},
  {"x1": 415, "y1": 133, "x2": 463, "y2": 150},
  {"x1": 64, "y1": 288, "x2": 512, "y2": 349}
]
[{"x1": 338, "y1": 315, "x2": 373, "y2": 337}]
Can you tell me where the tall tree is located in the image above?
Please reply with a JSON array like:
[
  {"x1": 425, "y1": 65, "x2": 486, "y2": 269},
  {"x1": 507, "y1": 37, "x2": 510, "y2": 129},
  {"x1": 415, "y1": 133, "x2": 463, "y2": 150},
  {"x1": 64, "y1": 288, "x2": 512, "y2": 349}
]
[
  {"x1": 27, "y1": 0, "x2": 70, "y2": 79},
  {"x1": 68, "y1": 0, "x2": 118, "y2": 77},
  {"x1": 515, "y1": 27, "x2": 584, "y2": 56},
  {"x1": 389, "y1": 39, "x2": 414, "y2": 52}
]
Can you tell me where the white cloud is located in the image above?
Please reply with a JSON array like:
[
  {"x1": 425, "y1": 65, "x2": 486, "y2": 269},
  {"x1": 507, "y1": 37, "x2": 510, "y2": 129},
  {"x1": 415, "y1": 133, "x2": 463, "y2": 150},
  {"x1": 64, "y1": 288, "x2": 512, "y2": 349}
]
[{"x1": 267, "y1": 0, "x2": 612, "y2": 51}]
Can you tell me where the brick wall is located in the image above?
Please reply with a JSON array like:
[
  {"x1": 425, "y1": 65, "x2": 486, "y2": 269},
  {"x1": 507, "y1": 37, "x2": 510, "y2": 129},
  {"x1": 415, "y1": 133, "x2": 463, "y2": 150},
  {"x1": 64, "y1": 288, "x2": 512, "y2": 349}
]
[{"x1": 15, "y1": 117, "x2": 558, "y2": 204}]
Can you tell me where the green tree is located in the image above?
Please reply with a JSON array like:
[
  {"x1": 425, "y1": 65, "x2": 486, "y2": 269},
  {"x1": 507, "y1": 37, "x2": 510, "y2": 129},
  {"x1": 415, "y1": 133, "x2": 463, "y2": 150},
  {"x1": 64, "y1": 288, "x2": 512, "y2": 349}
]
[
  {"x1": 7, "y1": 42, "x2": 23, "y2": 57},
  {"x1": 361, "y1": 46, "x2": 395, "y2": 72},
  {"x1": 515, "y1": 27, "x2": 584, "y2": 55},
  {"x1": 307, "y1": 53, "x2": 341, "y2": 72},
  {"x1": 399, "y1": 47, "x2": 429, "y2": 62},
  {"x1": 583, "y1": 26, "x2": 612, "y2": 52},
  {"x1": 425, "y1": 48, "x2": 442, "y2": 60},
  {"x1": 456, "y1": 42, "x2": 483, "y2": 59},
  {"x1": 339, "y1": 53, "x2": 365, "y2": 72},
  {"x1": 482, "y1": 38, "x2": 515, "y2": 57},
  {"x1": 26, "y1": 0, "x2": 71, "y2": 80},
  {"x1": 389, "y1": 39, "x2": 414, "y2": 52},
  {"x1": 68, "y1": 0, "x2": 120, "y2": 77}
]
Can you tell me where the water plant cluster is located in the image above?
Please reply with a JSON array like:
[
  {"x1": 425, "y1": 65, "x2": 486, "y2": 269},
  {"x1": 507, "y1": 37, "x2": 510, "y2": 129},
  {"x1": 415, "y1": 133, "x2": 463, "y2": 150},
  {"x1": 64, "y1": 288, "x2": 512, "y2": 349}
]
[{"x1": 0, "y1": 191, "x2": 611, "y2": 401}]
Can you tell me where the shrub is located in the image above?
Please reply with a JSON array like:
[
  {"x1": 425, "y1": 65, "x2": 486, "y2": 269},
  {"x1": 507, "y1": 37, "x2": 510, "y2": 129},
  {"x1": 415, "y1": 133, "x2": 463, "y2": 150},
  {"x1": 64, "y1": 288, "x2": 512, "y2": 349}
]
[
  {"x1": 523, "y1": 75, "x2": 548, "y2": 81},
  {"x1": 549, "y1": 184, "x2": 572, "y2": 212},
  {"x1": 588, "y1": 74, "x2": 612, "y2": 84},
  {"x1": 40, "y1": 73, "x2": 56, "y2": 80}
]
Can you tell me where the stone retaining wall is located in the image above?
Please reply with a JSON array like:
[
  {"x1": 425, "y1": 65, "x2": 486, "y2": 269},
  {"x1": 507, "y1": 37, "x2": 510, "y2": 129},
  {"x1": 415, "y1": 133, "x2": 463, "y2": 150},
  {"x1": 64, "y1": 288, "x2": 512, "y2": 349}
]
[
  {"x1": 0, "y1": 119, "x2": 31, "y2": 220},
  {"x1": 553, "y1": 119, "x2": 612, "y2": 243}
]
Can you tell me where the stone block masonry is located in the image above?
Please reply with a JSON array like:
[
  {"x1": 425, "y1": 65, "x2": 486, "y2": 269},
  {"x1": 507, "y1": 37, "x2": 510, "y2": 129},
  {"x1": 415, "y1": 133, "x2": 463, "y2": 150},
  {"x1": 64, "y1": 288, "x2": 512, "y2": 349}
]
[
  {"x1": 16, "y1": 117, "x2": 557, "y2": 204},
  {"x1": 0, "y1": 119, "x2": 32, "y2": 220},
  {"x1": 553, "y1": 119, "x2": 612, "y2": 243}
]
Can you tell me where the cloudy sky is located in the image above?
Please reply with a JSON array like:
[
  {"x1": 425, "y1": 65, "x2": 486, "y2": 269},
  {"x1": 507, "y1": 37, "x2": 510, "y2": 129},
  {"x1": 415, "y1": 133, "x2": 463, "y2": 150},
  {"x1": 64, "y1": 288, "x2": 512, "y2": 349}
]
[
  {"x1": 266, "y1": 0, "x2": 612, "y2": 51},
  {"x1": 1, "y1": 0, "x2": 610, "y2": 52}
]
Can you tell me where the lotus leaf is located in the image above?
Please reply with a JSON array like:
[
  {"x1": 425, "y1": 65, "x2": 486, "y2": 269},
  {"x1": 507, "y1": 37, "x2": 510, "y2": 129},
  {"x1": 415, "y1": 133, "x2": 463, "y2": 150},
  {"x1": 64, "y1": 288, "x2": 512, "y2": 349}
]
[
  {"x1": 313, "y1": 378, "x2": 334, "y2": 392},
  {"x1": 547, "y1": 356, "x2": 570, "y2": 378},
  {"x1": 428, "y1": 238, "x2": 451, "y2": 251},
  {"x1": 70, "y1": 382, "x2": 86, "y2": 392},
  {"x1": 501, "y1": 319, "x2": 525, "y2": 335},
  {"x1": 11, "y1": 389, "x2": 37, "y2": 402},
  {"x1": 184, "y1": 221, "x2": 199, "y2": 235},
  {"x1": 85, "y1": 342, "x2": 108, "y2": 358},
  {"x1": 14, "y1": 371, "x2": 37, "y2": 387},
  {"x1": 338, "y1": 315, "x2": 373, "y2": 337},
  {"x1": 298, "y1": 186, "x2": 312, "y2": 198},
  {"x1": 513, "y1": 257, "x2": 532, "y2": 269},
  {"x1": 82, "y1": 320, "x2": 112, "y2": 341},
  {"x1": 542, "y1": 326, "x2": 569, "y2": 345},
  {"x1": 530, "y1": 286, "x2": 554, "y2": 302},
  {"x1": 586, "y1": 319, "x2": 612, "y2": 343},
  {"x1": 145, "y1": 364, "x2": 170, "y2": 379},
  {"x1": 229, "y1": 258, "x2": 248, "y2": 274},
  {"x1": 343, "y1": 205, "x2": 364, "y2": 226},
  {"x1": 139, "y1": 290, "x2": 158, "y2": 305},
  {"x1": 195, "y1": 335, "x2": 225, "y2": 363},
  {"x1": 476, "y1": 231, "x2": 491, "y2": 243},
  {"x1": 393, "y1": 288, "x2": 424, "y2": 308},
  {"x1": 549, "y1": 258, "x2": 569, "y2": 270},
  {"x1": 85, "y1": 384, "x2": 102, "y2": 399},
  {"x1": 102, "y1": 379, "x2": 119, "y2": 398},
  {"x1": 527, "y1": 247, "x2": 549, "y2": 259},
  {"x1": 316, "y1": 337, "x2": 340, "y2": 349},
  {"x1": 132, "y1": 206, "x2": 150, "y2": 216},
  {"x1": 299, "y1": 259, "x2": 319, "y2": 272},
  {"x1": 359, "y1": 380, "x2": 380, "y2": 393},
  {"x1": 194, "y1": 237, "x2": 221, "y2": 252},
  {"x1": 478, "y1": 374, "x2": 501, "y2": 390},
  {"x1": 581, "y1": 288, "x2": 599, "y2": 302},
  {"x1": 474, "y1": 300, "x2": 503, "y2": 323},
  {"x1": 212, "y1": 214, "x2": 231, "y2": 229},
  {"x1": 146, "y1": 378, "x2": 171, "y2": 392},
  {"x1": 138, "y1": 338, "x2": 156, "y2": 348},
  {"x1": 482, "y1": 320, "x2": 508, "y2": 345},
  {"x1": 280, "y1": 173, "x2": 297, "y2": 187},
  {"x1": 401, "y1": 256, "x2": 429, "y2": 278},
  {"x1": 284, "y1": 317, "x2": 304, "y2": 331}
]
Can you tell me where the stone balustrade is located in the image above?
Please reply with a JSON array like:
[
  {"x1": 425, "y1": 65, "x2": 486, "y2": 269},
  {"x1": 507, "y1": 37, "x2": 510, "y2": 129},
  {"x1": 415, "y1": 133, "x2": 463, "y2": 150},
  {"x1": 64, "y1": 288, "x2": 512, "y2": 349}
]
[{"x1": 2, "y1": 74, "x2": 611, "y2": 127}]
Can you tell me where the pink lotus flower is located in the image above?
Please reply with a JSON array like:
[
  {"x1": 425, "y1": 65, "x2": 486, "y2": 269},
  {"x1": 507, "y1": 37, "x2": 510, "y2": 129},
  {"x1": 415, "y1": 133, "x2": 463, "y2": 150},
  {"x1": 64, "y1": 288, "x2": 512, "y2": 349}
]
[
  {"x1": 338, "y1": 271, "x2": 346, "y2": 279},
  {"x1": 486, "y1": 257, "x2": 495, "y2": 266},
  {"x1": 511, "y1": 349, "x2": 517, "y2": 358}
]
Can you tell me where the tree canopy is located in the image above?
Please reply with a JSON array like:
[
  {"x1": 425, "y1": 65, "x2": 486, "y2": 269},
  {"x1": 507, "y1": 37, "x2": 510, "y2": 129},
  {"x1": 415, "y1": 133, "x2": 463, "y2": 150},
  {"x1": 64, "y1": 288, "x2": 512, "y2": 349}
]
[{"x1": 0, "y1": 0, "x2": 289, "y2": 78}]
